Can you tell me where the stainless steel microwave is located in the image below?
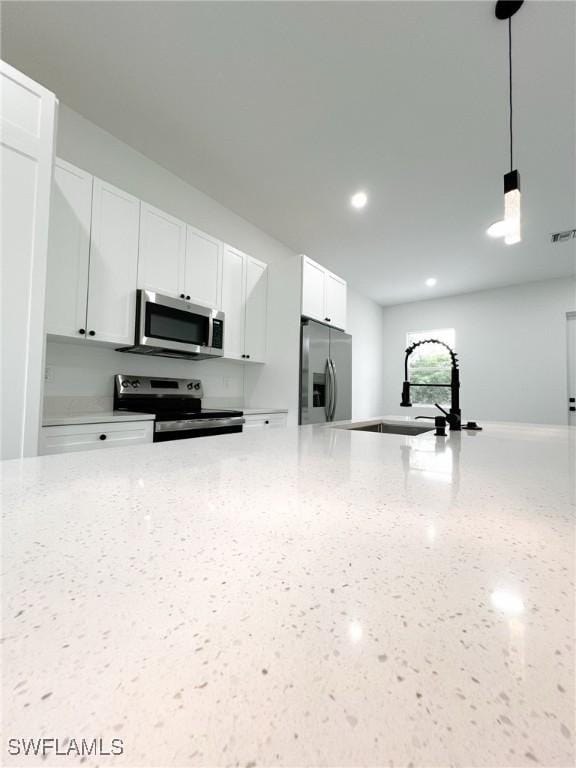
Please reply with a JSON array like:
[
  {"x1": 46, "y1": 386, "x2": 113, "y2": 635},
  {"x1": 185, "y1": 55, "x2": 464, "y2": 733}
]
[{"x1": 117, "y1": 290, "x2": 225, "y2": 360}]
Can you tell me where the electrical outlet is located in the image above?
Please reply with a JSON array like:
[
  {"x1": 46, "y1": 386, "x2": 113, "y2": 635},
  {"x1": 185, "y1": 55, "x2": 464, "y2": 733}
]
[{"x1": 44, "y1": 366, "x2": 53, "y2": 381}]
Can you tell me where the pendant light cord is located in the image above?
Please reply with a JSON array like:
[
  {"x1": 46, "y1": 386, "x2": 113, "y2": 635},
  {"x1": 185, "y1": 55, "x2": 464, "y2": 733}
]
[{"x1": 508, "y1": 16, "x2": 513, "y2": 171}]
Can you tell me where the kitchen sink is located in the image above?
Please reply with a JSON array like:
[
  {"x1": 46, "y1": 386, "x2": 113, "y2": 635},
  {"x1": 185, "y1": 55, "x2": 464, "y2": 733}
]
[{"x1": 338, "y1": 421, "x2": 434, "y2": 436}]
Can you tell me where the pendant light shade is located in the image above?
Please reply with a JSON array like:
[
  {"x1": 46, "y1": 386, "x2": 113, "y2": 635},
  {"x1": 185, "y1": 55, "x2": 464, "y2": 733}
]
[
  {"x1": 503, "y1": 170, "x2": 521, "y2": 244},
  {"x1": 488, "y1": 1, "x2": 524, "y2": 245}
]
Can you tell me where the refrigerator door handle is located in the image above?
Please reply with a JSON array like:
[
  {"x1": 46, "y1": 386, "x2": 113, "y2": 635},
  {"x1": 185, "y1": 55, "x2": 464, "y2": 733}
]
[
  {"x1": 324, "y1": 359, "x2": 332, "y2": 421},
  {"x1": 329, "y1": 358, "x2": 338, "y2": 420}
]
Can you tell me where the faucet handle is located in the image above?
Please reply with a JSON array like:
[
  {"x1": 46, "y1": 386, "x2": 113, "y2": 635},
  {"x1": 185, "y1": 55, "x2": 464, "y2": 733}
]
[
  {"x1": 434, "y1": 415, "x2": 447, "y2": 437},
  {"x1": 434, "y1": 403, "x2": 449, "y2": 417}
]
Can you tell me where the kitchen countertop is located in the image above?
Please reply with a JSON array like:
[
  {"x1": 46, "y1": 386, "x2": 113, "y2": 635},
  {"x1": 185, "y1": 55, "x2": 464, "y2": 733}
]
[
  {"x1": 2, "y1": 419, "x2": 574, "y2": 767},
  {"x1": 243, "y1": 408, "x2": 288, "y2": 415},
  {"x1": 43, "y1": 410, "x2": 155, "y2": 427}
]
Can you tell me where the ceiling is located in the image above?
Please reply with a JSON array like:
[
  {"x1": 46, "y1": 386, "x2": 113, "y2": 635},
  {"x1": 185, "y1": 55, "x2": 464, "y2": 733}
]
[{"x1": 3, "y1": 1, "x2": 575, "y2": 305}]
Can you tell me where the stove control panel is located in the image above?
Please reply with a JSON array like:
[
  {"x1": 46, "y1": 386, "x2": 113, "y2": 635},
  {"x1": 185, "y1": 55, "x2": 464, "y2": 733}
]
[{"x1": 115, "y1": 374, "x2": 203, "y2": 398}]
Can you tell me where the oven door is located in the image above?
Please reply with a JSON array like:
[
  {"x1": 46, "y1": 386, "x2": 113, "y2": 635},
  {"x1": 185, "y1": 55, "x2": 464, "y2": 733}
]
[
  {"x1": 154, "y1": 417, "x2": 245, "y2": 442},
  {"x1": 137, "y1": 290, "x2": 224, "y2": 357}
]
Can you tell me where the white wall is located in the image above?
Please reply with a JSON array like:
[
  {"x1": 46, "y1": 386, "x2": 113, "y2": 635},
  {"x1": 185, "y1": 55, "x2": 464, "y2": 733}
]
[
  {"x1": 346, "y1": 288, "x2": 387, "y2": 419},
  {"x1": 380, "y1": 278, "x2": 576, "y2": 425},
  {"x1": 45, "y1": 104, "x2": 301, "y2": 421}
]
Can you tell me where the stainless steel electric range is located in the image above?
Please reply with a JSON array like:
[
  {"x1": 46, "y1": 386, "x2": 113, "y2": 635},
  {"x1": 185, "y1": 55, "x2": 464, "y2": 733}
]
[{"x1": 114, "y1": 374, "x2": 244, "y2": 442}]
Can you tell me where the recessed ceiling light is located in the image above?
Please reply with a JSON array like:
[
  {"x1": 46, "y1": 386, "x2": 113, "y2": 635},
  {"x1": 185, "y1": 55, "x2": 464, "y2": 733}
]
[
  {"x1": 350, "y1": 191, "x2": 368, "y2": 209},
  {"x1": 425, "y1": 277, "x2": 437, "y2": 287}
]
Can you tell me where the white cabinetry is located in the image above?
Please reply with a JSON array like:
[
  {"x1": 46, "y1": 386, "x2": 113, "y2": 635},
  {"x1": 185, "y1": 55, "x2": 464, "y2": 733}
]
[
  {"x1": 221, "y1": 245, "x2": 245, "y2": 359},
  {"x1": 244, "y1": 255, "x2": 268, "y2": 363},
  {"x1": 126, "y1": 203, "x2": 223, "y2": 308},
  {"x1": 301, "y1": 255, "x2": 347, "y2": 330},
  {"x1": 1, "y1": 62, "x2": 57, "y2": 459},
  {"x1": 243, "y1": 412, "x2": 287, "y2": 429},
  {"x1": 86, "y1": 178, "x2": 140, "y2": 345},
  {"x1": 138, "y1": 202, "x2": 186, "y2": 297},
  {"x1": 325, "y1": 271, "x2": 347, "y2": 330},
  {"x1": 44, "y1": 158, "x2": 269, "y2": 362},
  {"x1": 222, "y1": 246, "x2": 268, "y2": 362},
  {"x1": 185, "y1": 225, "x2": 222, "y2": 308},
  {"x1": 45, "y1": 159, "x2": 93, "y2": 338},
  {"x1": 40, "y1": 420, "x2": 154, "y2": 455},
  {"x1": 46, "y1": 164, "x2": 140, "y2": 346}
]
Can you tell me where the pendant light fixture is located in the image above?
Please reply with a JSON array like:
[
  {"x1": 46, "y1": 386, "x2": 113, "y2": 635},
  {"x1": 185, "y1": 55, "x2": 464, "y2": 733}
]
[{"x1": 488, "y1": 0, "x2": 523, "y2": 245}]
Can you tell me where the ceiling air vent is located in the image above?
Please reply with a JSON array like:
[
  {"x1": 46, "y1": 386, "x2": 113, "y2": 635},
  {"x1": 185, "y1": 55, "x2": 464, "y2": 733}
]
[{"x1": 551, "y1": 229, "x2": 576, "y2": 243}]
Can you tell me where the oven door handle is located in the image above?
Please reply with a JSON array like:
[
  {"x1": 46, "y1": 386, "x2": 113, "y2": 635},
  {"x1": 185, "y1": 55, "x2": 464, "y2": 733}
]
[{"x1": 155, "y1": 417, "x2": 245, "y2": 433}]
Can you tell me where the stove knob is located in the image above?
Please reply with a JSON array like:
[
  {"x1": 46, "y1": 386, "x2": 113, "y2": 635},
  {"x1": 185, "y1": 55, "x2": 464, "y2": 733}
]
[
  {"x1": 121, "y1": 381, "x2": 130, "y2": 388},
  {"x1": 131, "y1": 380, "x2": 140, "y2": 388},
  {"x1": 187, "y1": 383, "x2": 194, "y2": 390},
  {"x1": 194, "y1": 382, "x2": 201, "y2": 390}
]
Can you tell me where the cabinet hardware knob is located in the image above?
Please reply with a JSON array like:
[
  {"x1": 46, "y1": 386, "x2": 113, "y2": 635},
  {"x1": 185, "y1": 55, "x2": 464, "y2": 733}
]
[
  {"x1": 265, "y1": 420, "x2": 269, "y2": 425},
  {"x1": 88, "y1": 330, "x2": 95, "y2": 336},
  {"x1": 99, "y1": 434, "x2": 107, "y2": 440},
  {"x1": 570, "y1": 407, "x2": 576, "y2": 412},
  {"x1": 78, "y1": 328, "x2": 86, "y2": 335},
  {"x1": 246, "y1": 354, "x2": 250, "y2": 359},
  {"x1": 180, "y1": 293, "x2": 185, "y2": 299},
  {"x1": 186, "y1": 295, "x2": 191, "y2": 300}
]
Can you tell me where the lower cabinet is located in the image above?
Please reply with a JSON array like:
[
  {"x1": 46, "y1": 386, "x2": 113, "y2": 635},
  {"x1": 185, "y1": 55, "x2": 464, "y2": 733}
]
[
  {"x1": 243, "y1": 413, "x2": 288, "y2": 430},
  {"x1": 40, "y1": 420, "x2": 154, "y2": 455}
]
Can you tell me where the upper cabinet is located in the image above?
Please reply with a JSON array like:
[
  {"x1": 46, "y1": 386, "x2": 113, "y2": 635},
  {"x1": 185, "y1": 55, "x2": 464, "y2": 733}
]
[
  {"x1": 221, "y1": 245, "x2": 245, "y2": 360},
  {"x1": 324, "y1": 271, "x2": 347, "y2": 330},
  {"x1": 86, "y1": 179, "x2": 140, "y2": 345},
  {"x1": 222, "y1": 246, "x2": 268, "y2": 363},
  {"x1": 244, "y1": 255, "x2": 268, "y2": 363},
  {"x1": 184, "y1": 225, "x2": 222, "y2": 308},
  {"x1": 45, "y1": 159, "x2": 93, "y2": 338},
  {"x1": 138, "y1": 208, "x2": 221, "y2": 308},
  {"x1": 138, "y1": 202, "x2": 186, "y2": 296},
  {"x1": 46, "y1": 164, "x2": 139, "y2": 345},
  {"x1": 301, "y1": 255, "x2": 347, "y2": 330},
  {"x1": 45, "y1": 158, "x2": 268, "y2": 361}
]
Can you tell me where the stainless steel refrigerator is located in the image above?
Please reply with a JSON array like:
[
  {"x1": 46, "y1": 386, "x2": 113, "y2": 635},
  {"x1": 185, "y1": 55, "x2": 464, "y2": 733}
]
[{"x1": 299, "y1": 319, "x2": 352, "y2": 424}]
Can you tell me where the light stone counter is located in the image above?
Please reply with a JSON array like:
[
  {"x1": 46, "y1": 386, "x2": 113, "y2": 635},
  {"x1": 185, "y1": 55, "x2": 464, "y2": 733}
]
[
  {"x1": 242, "y1": 408, "x2": 288, "y2": 415},
  {"x1": 2, "y1": 419, "x2": 574, "y2": 767},
  {"x1": 42, "y1": 411, "x2": 155, "y2": 427}
]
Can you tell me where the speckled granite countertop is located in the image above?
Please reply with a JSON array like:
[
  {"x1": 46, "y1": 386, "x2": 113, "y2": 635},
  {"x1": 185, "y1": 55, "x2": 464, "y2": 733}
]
[{"x1": 2, "y1": 420, "x2": 574, "y2": 767}]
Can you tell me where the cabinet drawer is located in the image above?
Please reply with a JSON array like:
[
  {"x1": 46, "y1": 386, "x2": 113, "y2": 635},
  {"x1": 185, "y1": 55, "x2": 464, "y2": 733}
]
[
  {"x1": 40, "y1": 421, "x2": 154, "y2": 455},
  {"x1": 243, "y1": 413, "x2": 287, "y2": 429}
]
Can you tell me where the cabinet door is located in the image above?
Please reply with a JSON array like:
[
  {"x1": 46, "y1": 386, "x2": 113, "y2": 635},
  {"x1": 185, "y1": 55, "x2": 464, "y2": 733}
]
[
  {"x1": 301, "y1": 256, "x2": 326, "y2": 322},
  {"x1": 138, "y1": 202, "x2": 186, "y2": 297},
  {"x1": 45, "y1": 159, "x2": 92, "y2": 339},
  {"x1": 325, "y1": 270, "x2": 347, "y2": 330},
  {"x1": 243, "y1": 255, "x2": 267, "y2": 363},
  {"x1": 86, "y1": 178, "x2": 140, "y2": 345},
  {"x1": 1, "y1": 62, "x2": 57, "y2": 460},
  {"x1": 184, "y1": 225, "x2": 222, "y2": 308},
  {"x1": 221, "y1": 245, "x2": 245, "y2": 360}
]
